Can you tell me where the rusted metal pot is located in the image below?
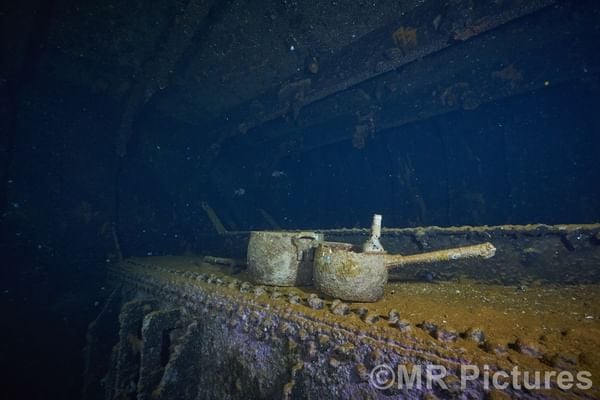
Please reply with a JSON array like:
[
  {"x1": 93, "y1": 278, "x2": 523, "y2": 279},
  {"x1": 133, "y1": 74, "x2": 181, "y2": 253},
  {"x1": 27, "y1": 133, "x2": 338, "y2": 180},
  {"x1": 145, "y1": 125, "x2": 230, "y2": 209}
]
[
  {"x1": 247, "y1": 231, "x2": 324, "y2": 286},
  {"x1": 314, "y1": 241, "x2": 496, "y2": 302}
]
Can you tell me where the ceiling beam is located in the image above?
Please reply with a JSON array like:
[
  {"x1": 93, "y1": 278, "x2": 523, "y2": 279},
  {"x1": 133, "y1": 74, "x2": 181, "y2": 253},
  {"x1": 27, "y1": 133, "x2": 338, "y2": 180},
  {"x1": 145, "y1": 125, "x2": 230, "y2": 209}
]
[{"x1": 201, "y1": 0, "x2": 556, "y2": 153}]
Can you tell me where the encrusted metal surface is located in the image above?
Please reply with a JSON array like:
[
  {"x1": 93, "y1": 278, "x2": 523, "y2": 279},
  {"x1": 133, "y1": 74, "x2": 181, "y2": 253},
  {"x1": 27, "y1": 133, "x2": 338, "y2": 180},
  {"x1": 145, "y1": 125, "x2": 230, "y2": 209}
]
[{"x1": 85, "y1": 224, "x2": 600, "y2": 399}]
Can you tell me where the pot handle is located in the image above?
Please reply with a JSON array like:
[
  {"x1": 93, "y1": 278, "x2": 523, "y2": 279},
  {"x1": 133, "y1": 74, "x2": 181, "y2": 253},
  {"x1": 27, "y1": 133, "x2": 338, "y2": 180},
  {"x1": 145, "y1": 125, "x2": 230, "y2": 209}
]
[
  {"x1": 291, "y1": 232, "x2": 322, "y2": 260},
  {"x1": 294, "y1": 232, "x2": 321, "y2": 241},
  {"x1": 385, "y1": 242, "x2": 496, "y2": 269}
]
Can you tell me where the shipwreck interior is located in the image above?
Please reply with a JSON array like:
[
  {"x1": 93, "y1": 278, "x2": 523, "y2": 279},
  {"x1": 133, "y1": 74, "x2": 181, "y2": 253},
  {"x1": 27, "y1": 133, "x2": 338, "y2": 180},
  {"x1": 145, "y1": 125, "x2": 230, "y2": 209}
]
[{"x1": 1, "y1": 0, "x2": 600, "y2": 399}]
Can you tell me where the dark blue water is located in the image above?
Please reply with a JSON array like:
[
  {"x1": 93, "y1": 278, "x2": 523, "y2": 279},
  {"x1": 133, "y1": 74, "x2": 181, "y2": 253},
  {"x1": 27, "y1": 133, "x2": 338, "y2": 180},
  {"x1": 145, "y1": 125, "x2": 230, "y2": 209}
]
[{"x1": 1, "y1": 2, "x2": 599, "y2": 399}]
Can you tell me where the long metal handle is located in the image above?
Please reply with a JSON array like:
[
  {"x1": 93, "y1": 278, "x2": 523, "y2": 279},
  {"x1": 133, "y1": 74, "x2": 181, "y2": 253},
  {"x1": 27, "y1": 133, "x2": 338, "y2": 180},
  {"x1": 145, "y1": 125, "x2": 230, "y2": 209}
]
[{"x1": 385, "y1": 242, "x2": 496, "y2": 269}]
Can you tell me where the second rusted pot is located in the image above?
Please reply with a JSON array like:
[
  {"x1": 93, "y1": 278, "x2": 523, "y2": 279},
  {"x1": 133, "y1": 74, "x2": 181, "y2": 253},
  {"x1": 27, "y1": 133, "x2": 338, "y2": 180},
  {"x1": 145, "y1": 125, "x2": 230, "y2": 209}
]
[
  {"x1": 314, "y1": 241, "x2": 496, "y2": 302},
  {"x1": 314, "y1": 242, "x2": 387, "y2": 302}
]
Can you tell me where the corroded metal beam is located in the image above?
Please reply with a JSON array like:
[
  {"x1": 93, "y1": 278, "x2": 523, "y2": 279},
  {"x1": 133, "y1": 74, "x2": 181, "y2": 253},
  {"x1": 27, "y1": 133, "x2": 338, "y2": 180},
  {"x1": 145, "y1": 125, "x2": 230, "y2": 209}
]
[
  {"x1": 202, "y1": 0, "x2": 555, "y2": 146},
  {"x1": 239, "y1": 2, "x2": 599, "y2": 157}
]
